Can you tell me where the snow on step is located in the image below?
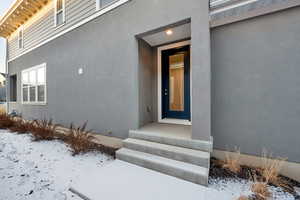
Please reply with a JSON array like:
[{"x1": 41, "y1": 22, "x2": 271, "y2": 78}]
[
  {"x1": 129, "y1": 130, "x2": 213, "y2": 152},
  {"x1": 116, "y1": 148, "x2": 209, "y2": 186},
  {"x1": 123, "y1": 138, "x2": 210, "y2": 167}
]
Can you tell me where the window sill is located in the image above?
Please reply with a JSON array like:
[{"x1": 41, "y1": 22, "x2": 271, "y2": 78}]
[{"x1": 54, "y1": 22, "x2": 65, "y2": 30}]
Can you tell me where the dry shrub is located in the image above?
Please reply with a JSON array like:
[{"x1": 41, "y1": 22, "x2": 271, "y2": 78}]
[
  {"x1": 237, "y1": 195, "x2": 249, "y2": 200},
  {"x1": 251, "y1": 182, "x2": 271, "y2": 200},
  {"x1": 223, "y1": 147, "x2": 241, "y2": 174},
  {"x1": 0, "y1": 106, "x2": 6, "y2": 114},
  {"x1": 64, "y1": 122, "x2": 95, "y2": 156},
  {"x1": 8, "y1": 118, "x2": 33, "y2": 134},
  {"x1": 260, "y1": 149, "x2": 286, "y2": 184},
  {"x1": 30, "y1": 119, "x2": 58, "y2": 141},
  {"x1": 0, "y1": 113, "x2": 15, "y2": 129}
]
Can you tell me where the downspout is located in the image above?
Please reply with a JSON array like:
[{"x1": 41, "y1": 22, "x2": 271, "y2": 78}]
[{"x1": 5, "y1": 38, "x2": 9, "y2": 113}]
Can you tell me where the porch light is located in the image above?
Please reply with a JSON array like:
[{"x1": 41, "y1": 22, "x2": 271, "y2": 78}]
[{"x1": 166, "y1": 29, "x2": 173, "y2": 36}]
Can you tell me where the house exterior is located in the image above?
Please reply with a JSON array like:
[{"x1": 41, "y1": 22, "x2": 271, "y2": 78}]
[{"x1": 1, "y1": 0, "x2": 300, "y2": 184}]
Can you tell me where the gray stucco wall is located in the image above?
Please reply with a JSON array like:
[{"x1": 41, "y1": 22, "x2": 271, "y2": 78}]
[
  {"x1": 211, "y1": 7, "x2": 300, "y2": 162},
  {"x1": 138, "y1": 39, "x2": 156, "y2": 127},
  {"x1": 8, "y1": 0, "x2": 211, "y2": 139}
]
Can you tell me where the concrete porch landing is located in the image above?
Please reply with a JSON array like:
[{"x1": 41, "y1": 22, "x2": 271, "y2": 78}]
[{"x1": 137, "y1": 123, "x2": 192, "y2": 139}]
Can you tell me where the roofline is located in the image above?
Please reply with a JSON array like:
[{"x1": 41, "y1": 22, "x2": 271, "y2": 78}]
[{"x1": 0, "y1": 0, "x2": 23, "y2": 26}]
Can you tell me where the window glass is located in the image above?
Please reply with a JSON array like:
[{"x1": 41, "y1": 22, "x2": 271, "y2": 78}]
[
  {"x1": 22, "y1": 72, "x2": 28, "y2": 83},
  {"x1": 22, "y1": 65, "x2": 46, "y2": 103},
  {"x1": 29, "y1": 70, "x2": 36, "y2": 84},
  {"x1": 38, "y1": 85, "x2": 45, "y2": 102},
  {"x1": 56, "y1": 0, "x2": 64, "y2": 26},
  {"x1": 18, "y1": 29, "x2": 23, "y2": 49},
  {"x1": 23, "y1": 87, "x2": 28, "y2": 102},
  {"x1": 101, "y1": 0, "x2": 115, "y2": 7},
  {"x1": 57, "y1": 0, "x2": 63, "y2": 11},
  {"x1": 29, "y1": 86, "x2": 36, "y2": 102},
  {"x1": 37, "y1": 68, "x2": 45, "y2": 84}
]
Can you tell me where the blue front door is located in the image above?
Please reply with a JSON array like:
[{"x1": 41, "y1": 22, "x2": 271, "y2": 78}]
[{"x1": 161, "y1": 45, "x2": 191, "y2": 120}]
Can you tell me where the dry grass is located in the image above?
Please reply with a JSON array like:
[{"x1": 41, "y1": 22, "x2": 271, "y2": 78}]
[
  {"x1": 0, "y1": 113, "x2": 15, "y2": 129},
  {"x1": 0, "y1": 106, "x2": 6, "y2": 114},
  {"x1": 8, "y1": 118, "x2": 34, "y2": 134},
  {"x1": 237, "y1": 195, "x2": 249, "y2": 200},
  {"x1": 64, "y1": 122, "x2": 95, "y2": 156},
  {"x1": 260, "y1": 149, "x2": 286, "y2": 184},
  {"x1": 251, "y1": 182, "x2": 271, "y2": 200},
  {"x1": 223, "y1": 147, "x2": 241, "y2": 174},
  {"x1": 30, "y1": 119, "x2": 58, "y2": 141}
]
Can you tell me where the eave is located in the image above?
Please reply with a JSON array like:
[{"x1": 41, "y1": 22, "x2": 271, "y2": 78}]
[{"x1": 0, "y1": 0, "x2": 49, "y2": 38}]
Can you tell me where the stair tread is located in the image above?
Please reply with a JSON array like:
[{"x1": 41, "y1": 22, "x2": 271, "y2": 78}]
[
  {"x1": 124, "y1": 138, "x2": 210, "y2": 159},
  {"x1": 117, "y1": 148, "x2": 209, "y2": 176},
  {"x1": 129, "y1": 130, "x2": 213, "y2": 152}
]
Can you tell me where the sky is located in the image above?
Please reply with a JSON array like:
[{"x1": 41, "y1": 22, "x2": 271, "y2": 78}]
[{"x1": 0, "y1": 0, "x2": 15, "y2": 73}]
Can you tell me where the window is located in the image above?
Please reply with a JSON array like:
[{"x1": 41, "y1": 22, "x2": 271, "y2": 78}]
[
  {"x1": 18, "y1": 27, "x2": 23, "y2": 49},
  {"x1": 22, "y1": 64, "x2": 46, "y2": 104},
  {"x1": 9, "y1": 75, "x2": 17, "y2": 102},
  {"x1": 55, "y1": 0, "x2": 65, "y2": 26},
  {"x1": 96, "y1": 0, "x2": 117, "y2": 10}
]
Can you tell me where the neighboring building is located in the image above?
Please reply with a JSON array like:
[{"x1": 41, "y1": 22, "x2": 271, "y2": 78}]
[
  {"x1": 0, "y1": 0, "x2": 300, "y2": 185},
  {"x1": 0, "y1": 73, "x2": 6, "y2": 102}
]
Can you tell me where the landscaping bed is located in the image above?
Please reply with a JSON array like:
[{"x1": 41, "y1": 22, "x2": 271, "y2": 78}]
[{"x1": 209, "y1": 157, "x2": 300, "y2": 200}]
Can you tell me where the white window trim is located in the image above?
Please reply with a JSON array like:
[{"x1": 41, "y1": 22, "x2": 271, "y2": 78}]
[
  {"x1": 21, "y1": 63, "x2": 47, "y2": 105},
  {"x1": 96, "y1": 0, "x2": 120, "y2": 11},
  {"x1": 18, "y1": 26, "x2": 24, "y2": 49},
  {"x1": 54, "y1": 0, "x2": 66, "y2": 27}
]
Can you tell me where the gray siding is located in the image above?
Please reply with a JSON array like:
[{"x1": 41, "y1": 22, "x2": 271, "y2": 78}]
[
  {"x1": 8, "y1": 0, "x2": 96, "y2": 60},
  {"x1": 211, "y1": 6, "x2": 300, "y2": 162}
]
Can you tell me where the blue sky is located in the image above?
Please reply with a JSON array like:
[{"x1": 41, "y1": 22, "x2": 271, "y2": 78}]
[{"x1": 0, "y1": 0, "x2": 15, "y2": 73}]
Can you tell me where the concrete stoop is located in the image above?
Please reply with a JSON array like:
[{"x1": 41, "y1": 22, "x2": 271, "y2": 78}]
[{"x1": 116, "y1": 129, "x2": 212, "y2": 186}]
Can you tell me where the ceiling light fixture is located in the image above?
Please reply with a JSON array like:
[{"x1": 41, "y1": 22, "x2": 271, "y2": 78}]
[{"x1": 166, "y1": 29, "x2": 173, "y2": 36}]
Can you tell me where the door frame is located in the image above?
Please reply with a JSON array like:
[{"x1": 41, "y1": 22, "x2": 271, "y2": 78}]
[{"x1": 157, "y1": 40, "x2": 192, "y2": 126}]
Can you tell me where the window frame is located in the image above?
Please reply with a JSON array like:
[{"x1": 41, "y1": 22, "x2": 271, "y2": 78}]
[
  {"x1": 18, "y1": 26, "x2": 24, "y2": 49},
  {"x1": 54, "y1": 0, "x2": 66, "y2": 27},
  {"x1": 21, "y1": 63, "x2": 47, "y2": 105},
  {"x1": 96, "y1": 0, "x2": 119, "y2": 11}
]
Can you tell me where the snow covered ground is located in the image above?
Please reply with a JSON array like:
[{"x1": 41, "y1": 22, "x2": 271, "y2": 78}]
[
  {"x1": 209, "y1": 178, "x2": 295, "y2": 200},
  {"x1": 0, "y1": 129, "x2": 295, "y2": 200},
  {"x1": 0, "y1": 130, "x2": 113, "y2": 200}
]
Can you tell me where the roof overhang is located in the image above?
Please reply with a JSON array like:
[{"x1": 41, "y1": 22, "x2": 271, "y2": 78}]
[{"x1": 0, "y1": 0, "x2": 49, "y2": 38}]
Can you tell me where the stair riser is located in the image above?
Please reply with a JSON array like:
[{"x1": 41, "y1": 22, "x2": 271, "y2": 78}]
[
  {"x1": 116, "y1": 151, "x2": 208, "y2": 186},
  {"x1": 129, "y1": 130, "x2": 212, "y2": 152},
  {"x1": 123, "y1": 141, "x2": 209, "y2": 167}
]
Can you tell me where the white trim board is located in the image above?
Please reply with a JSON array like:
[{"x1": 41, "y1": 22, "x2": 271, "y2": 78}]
[
  {"x1": 157, "y1": 40, "x2": 192, "y2": 126},
  {"x1": 7, "y1": 0, "x2": 130, "y2": 63},
  {"x1": 210, "y1": 0, "x2": 300, "y2": 28}
]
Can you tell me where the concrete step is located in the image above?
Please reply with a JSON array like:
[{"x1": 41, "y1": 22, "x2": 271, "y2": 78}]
[
  {"x1": 129, "y1": 130, "x2": 213, "y2": 152},
  {"x1": 116, "y1": 148, "x2": 209, "y2": 186},
  {"x1": 123, "y1": 138, "x2": 210, "y2": 167}
]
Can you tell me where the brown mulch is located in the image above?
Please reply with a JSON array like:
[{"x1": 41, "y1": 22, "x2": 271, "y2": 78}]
[{"x1": 209, "y1": 157, "x2": 300, "y2": 198}]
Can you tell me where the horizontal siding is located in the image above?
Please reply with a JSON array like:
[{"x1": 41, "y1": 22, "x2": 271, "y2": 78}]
[{"x1": 8, "y1": 0, "x2": 96, "y2": 61}]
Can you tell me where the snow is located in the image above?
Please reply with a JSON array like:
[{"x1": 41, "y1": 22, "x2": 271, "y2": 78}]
[
  {"x1": 0, "y1": 130, "x2": 113, "y2": 200},
  {"x1": 0, "y1": 129, "x2": 295, "y2": 200},
  {"x1": 71, "y1": 160, "x2": 232, "y2": 200},
  {"x1": 209, "y1": 178, "x2": 294, "y2": 200}
]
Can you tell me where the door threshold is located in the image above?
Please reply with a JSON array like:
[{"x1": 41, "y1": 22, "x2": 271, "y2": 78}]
[{"x1": 158, "y1": 118, "x2": 191, "y2": 126}]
